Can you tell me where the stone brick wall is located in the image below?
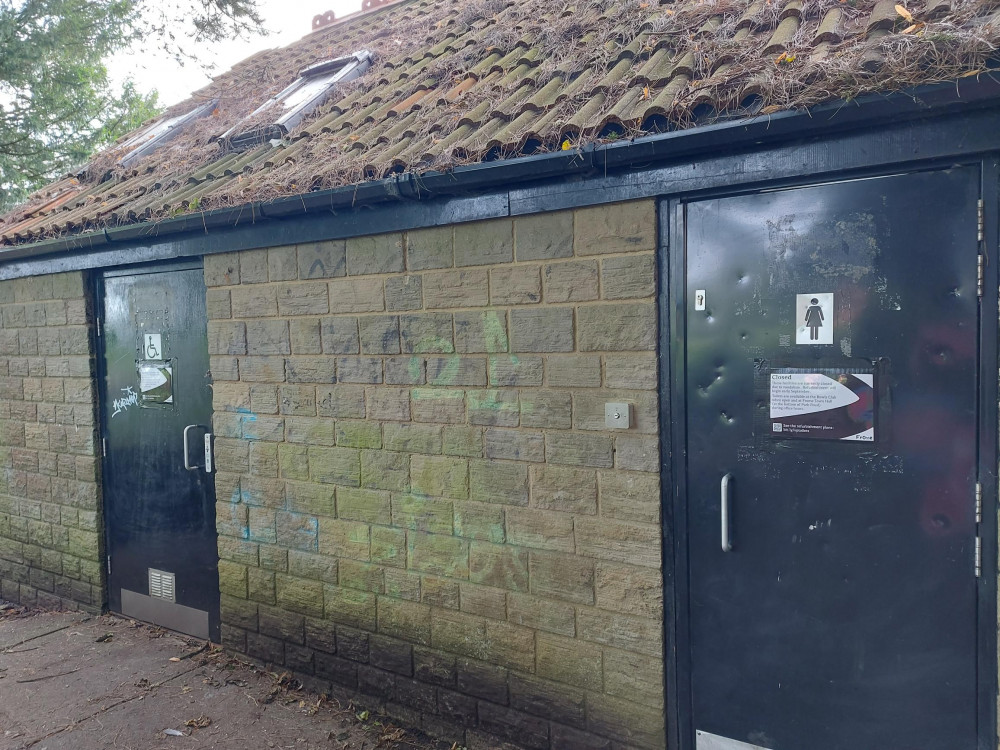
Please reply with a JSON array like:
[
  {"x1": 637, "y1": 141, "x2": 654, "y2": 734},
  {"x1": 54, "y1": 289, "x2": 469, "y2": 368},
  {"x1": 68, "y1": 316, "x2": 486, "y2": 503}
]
[
  {"x1": 0, "y1": 272, "x2": 103, "y2": 611},
  {"x1": 206, "y1": 200, "x2": 665, "y2": 750}
]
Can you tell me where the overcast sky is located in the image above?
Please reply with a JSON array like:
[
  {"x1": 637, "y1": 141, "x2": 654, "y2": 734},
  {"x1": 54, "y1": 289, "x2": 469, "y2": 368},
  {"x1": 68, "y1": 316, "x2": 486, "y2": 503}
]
[{"x1": 110, "y1": 0, "x2": 363, "y2": 107}]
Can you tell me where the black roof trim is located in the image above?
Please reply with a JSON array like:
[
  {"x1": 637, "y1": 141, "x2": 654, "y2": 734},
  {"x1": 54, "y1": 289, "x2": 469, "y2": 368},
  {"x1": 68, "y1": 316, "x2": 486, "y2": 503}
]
[{"x1": 2, "y1": 72, "x2": 1000, "y2": 273}]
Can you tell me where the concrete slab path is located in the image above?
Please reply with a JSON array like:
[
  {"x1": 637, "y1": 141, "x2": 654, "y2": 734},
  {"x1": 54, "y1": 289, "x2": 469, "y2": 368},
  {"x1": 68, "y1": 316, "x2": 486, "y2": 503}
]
[{"x1": 0, "y1": 604, "x2": 449, "y2": 750}]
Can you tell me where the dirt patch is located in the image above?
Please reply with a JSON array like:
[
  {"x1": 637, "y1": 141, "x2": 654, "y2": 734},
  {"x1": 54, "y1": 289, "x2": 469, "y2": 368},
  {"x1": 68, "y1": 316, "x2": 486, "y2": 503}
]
[{"x1": 0, "y1": 603, "x2": 458, "y2": 750}]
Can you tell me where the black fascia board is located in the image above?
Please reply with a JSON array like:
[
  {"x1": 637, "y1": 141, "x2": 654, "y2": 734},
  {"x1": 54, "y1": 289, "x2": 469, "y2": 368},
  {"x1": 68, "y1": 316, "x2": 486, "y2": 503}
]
[{"x1": 3, "y1": 71, "x2": 1000, "y2": 275}]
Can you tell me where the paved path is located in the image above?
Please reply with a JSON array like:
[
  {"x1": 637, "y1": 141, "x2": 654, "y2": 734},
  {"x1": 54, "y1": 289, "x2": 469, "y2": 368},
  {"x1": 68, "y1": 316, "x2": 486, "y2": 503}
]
[{"x1": 0, "y1": 605, "x2": 445, "y2": 750}]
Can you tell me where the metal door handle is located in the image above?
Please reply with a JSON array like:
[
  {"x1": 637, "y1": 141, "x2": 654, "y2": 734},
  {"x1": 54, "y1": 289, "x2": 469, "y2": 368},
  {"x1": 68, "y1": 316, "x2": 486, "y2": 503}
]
[
  {"x1": 183, "y1": 424, "x2": 199, "y2": 471},
  {"x1": 721, "y1": 473, "x2": 733, "y2": 552},
  {"x1": 185, "y1": 425, "x2": 214, "y2": 472}
]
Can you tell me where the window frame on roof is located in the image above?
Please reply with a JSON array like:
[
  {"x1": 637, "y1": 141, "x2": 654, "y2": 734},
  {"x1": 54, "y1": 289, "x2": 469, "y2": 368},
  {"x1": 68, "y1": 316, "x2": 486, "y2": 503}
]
[
  {"x1": 118, "y1": 99, "x2": 220, "y2": 168},
  {"x1": 223, "y1": 50, "x2": 374, "y2": 152}
]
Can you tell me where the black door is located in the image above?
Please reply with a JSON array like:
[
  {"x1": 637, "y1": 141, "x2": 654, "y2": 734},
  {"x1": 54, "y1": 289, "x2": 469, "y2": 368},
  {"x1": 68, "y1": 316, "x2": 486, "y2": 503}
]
[
  {"x1": 679, "y1": 168, "x2": 981, "y2": 749},
  {"x1": 99, "y1": 262, "x2": 219, "y2": 641}
]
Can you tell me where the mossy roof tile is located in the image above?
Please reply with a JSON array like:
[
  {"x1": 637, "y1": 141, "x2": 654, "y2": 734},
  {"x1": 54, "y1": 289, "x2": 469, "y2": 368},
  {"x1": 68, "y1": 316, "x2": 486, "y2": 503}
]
[{"x1": 4, "y1": 0, "x2": 1000, "y2": 243}]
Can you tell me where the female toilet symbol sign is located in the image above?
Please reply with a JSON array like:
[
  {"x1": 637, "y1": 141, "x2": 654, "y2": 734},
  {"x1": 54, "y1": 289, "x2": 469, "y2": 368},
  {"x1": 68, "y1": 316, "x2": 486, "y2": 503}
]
[{"x1": 795, "y1": 293, "x2": 833, "y2": 345}]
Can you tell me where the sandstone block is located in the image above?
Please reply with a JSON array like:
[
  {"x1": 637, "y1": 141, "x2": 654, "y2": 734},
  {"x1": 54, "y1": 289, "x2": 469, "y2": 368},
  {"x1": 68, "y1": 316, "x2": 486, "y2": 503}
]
[
  {"x1": 536, "y1": 633, "x2": 602, "y2": 690},
  {"x1": 399, "y1": 313, "x2": 454, "y2": 354},
  {"x1": 385, "y1": 275, "x2": 423, "y2": 311},
  {"x1": 231, "y1": 286, "x2": 278, "y2": 318},
  {"x1": 545, "y1": 432, "x2": 612, "y2": 468},
  {"x1": 490, "y1": 266, "x2": 541, "y2": 305},
  {"x1": 509, "y1": 308, "x2": 574, "y2": 352},
  {"x1": 577, "y1": 302, "x2": 656, "y2": 352},
  {"x1": 574, "y1": 516, "x2": 660, "y2": 568},
  {"x1": 319, "y1": 316, "x2": 360, "y2": 354},
  {"x1": 407, "y1": 226, "x2": 453, "y2": 270},
  {"x1": 347, "y1": 233, "x2": 404, "y2": 275},
  {"x1": 328, "y1": 277, "x2": 384, "y2": 313},
  {"x1": 515, "y1": 211, "x2": 573, "y2": 261},
  {"x1": 275, "y1": 573, "x2": 325, "y2": 617},
  {"x1": 469, "y1": 542, "x2": 528, "y2": 591},
  {"x1": 453, "y1": 500, "x2": 505, "y2": 543},
  {"x1": 484, "y1": 428, "x2": 544, "y2": 463},
  {"x1": 543, "y1": 260, "x2": 599, "y2": 303},
  {"x1": 246, "y1": 320, "x2": 290, "y2": 355},
  {"x1": 469, "y1": 459, "x2": 528, "y2": 506},
  {"x1": 361, "y1": 449, "x2": 410, "y2": 492},
  {"x1": 505, "y1": 508, "x2": 574, "y2": 552},
  {"x1": 506, "y1": 592, "x2": 575, "y2": 636},
  {"x1": 423, "y1": 269, "x2": 489, "y2": 308},
  {"x1": 378, "y1": 596, "x2": 432, "y2": 645},
  {"x1": 359, "y1": 315, "x2": 401, "y2": 355},
  {"x1": 318, "y1": 518, "x2": 370, "y2": 561},
  {"x1": 574, "y1": 201, "x2": 655, "y2": 256},
  {"x1": 455, "y1": 219, "x2": 513, "y2": 266},
  {"x1": 488, "y1": 356, "x2": 542, "y2": 387},
  {"x1": 204, "y1": 253, "x2": 240, "y2": 286},
  {"x1": 298, "y1": 240, "x2": 347, "y2": 279},
  {"x1": 276, "y1": 281, "x2": 329, "y2": 316},
  {"x1": 410, "y1": 455, "x2": 468, "y2": 500},
  {"x1": 454, "y1": 310, "x2": 508, "y2": 353},
  {"x1": 392, "y1": 494, "x2": 454, "y2": 534},
  {"x1": 408, "y1": 531, "x2": 469, "y2": 578},
  {"x1": 531, "y1": 464, "x2": 596, "y2": 514}
]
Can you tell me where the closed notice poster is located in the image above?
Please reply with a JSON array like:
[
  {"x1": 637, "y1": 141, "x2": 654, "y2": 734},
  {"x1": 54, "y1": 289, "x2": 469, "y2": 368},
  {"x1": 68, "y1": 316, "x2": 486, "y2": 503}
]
[
  {"x1": 138, "y1": 362, "x2": 174, "y2": 404},
  {"x1": 769, "y1": 369, "x2": 875, "y2": 441}
]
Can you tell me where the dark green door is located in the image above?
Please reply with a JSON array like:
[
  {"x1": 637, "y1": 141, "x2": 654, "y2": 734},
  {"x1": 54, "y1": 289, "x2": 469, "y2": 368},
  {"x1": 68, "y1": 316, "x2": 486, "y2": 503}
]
[
  {"x1": 99, "y1": 262, "x2": 218, "y2": 640},
  {"x1": 680, "y1": 168, "x2": 981, "y2": 749}
]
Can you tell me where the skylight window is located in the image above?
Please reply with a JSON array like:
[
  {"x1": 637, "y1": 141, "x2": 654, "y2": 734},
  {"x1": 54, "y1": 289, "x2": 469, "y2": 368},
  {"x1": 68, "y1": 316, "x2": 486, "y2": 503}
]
[
  {"x1": 119, "y1": 100, "x2": 219, "y2": 168},
  {"x1": 224, "y1": 50, "x2": 373, "y2": 152}
]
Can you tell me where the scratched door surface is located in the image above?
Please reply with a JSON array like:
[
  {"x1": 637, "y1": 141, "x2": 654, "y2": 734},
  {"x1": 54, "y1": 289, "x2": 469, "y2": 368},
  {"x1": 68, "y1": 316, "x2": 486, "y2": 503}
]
[
  {"x1": 100, "y1": 264, "x2": 219, "y2": 640},
  {"x1": 682, "y1": 168, "x2": 980, "y2": 749}
]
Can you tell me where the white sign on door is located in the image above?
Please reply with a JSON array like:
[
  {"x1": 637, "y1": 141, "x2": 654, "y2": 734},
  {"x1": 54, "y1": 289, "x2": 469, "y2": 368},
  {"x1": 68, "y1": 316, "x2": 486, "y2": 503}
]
[
  {"x1": 143, "y1": 333, "x2": 163, "y2": 360},
  {"x1": 795, "y1": 293, "x2": 833, "y2": 345}
]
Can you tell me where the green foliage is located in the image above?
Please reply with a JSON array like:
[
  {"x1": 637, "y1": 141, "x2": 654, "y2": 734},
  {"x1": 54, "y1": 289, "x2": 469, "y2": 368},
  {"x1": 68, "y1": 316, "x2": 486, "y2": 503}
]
[{"x1": 0, "y1": 0, "x2": 264, "y2": 211}]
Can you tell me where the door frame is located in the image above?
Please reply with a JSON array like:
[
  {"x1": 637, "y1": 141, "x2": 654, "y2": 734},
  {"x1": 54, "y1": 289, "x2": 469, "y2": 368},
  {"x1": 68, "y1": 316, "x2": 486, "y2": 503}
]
[
  {"x1": 93, "y1": 258, "x2": 215, "y2": 620},
  {"x1": 659, "y1": 159, "x2": 1000, "y2": 750}
]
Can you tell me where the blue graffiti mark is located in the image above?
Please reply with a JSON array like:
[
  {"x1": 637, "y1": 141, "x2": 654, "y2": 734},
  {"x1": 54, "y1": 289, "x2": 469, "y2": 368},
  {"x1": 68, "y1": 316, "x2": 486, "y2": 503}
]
[{"x1": 240, "y1": 412, "x2": 260, "y2": 440}]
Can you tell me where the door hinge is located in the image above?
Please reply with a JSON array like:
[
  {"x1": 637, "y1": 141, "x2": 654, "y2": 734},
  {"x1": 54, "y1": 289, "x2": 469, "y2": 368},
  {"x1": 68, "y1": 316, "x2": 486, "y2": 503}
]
[
  {"x1": 976, "y1": 482, "x2": 983, "y2": 524},
  {"x1": 977, "y1": 253, "x2": 984, "y2": 298},
  {"x1": 96, "y1": 317, "x2": 102, "y2": 338},
  {"x1": 977, "y1": 198, "x2": 985, "y2": 242},
  {"x1": 106, "y1": 555, "x2": 112, "y2": 577},
  {"x1": 101, "y1": 437, "x2": 107, "y2": 458},
  {"x1": 975, "y1": 536, "x2": 982, "y2": 578}
]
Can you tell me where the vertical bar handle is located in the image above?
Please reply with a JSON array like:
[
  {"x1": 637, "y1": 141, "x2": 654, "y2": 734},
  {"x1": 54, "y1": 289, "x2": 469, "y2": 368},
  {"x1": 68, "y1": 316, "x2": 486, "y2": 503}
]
[
  {"x1": 721, "y1": 473, "x2": 733, "y2": 552},
  {"x1": 183, "y1": 424, "x2": 198, "y2": 471}
]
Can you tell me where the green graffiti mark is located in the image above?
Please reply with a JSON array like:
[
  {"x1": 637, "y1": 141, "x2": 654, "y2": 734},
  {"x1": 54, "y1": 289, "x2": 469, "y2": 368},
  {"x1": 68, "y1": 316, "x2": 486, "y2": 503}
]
[{"x1": 482, "y1": 309, "x2": 508, "y2": 353}]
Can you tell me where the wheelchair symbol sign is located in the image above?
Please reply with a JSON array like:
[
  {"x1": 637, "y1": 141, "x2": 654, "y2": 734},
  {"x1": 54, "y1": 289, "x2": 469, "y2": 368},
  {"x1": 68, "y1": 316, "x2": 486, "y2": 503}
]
[{"x1": 144, "y1": 333, "x2": 163, "y2": 360}]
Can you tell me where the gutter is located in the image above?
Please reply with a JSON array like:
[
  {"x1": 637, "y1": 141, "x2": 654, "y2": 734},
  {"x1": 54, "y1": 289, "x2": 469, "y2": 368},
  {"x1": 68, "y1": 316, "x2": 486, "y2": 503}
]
[{"x1": 3, "y1": 71, "x2": 1000, "y2": 266}]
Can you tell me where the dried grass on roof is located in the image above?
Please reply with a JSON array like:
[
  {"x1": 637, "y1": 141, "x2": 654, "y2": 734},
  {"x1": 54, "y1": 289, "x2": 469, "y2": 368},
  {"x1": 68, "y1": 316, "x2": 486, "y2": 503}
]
[{"x1": 4, "y1": 0, "x2": 1000, "y2": 243}]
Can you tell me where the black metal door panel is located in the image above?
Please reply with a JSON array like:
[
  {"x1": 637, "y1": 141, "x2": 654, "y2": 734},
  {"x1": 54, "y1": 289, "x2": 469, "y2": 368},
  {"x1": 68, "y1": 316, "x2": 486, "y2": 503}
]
[
  {"x1": 100, "y1": 264, "x2": 219, "y2": 640},
  {"x1": 682, "y1": 169, "x2": 980, "y2": 749}
]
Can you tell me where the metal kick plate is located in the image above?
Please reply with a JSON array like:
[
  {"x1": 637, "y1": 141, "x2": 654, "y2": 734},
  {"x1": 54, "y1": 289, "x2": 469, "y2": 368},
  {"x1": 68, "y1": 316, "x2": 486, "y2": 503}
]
[
  {"x1": 121, "y1": 589, "x2": 209, "y2": 640},
  {"x1": 696, "y1": 731, "x2": 772, "y2": 750}
]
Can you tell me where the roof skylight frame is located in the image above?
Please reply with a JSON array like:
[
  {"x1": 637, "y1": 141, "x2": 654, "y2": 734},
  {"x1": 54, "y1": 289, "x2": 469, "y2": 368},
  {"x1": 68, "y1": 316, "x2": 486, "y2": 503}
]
[
  {"x1": 119, "y1": 99, "x2": 219, "y2": 168},
  {"x1": 224, "y1": 50, "x2": 374, "y2": 152}
]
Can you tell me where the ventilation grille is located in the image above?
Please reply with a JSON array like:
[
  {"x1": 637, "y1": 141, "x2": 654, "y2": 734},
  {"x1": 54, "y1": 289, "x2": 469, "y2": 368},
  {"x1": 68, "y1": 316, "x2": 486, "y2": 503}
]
[{"x1": 148, "y1": 569, "x2": 176, "y2": 602}]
